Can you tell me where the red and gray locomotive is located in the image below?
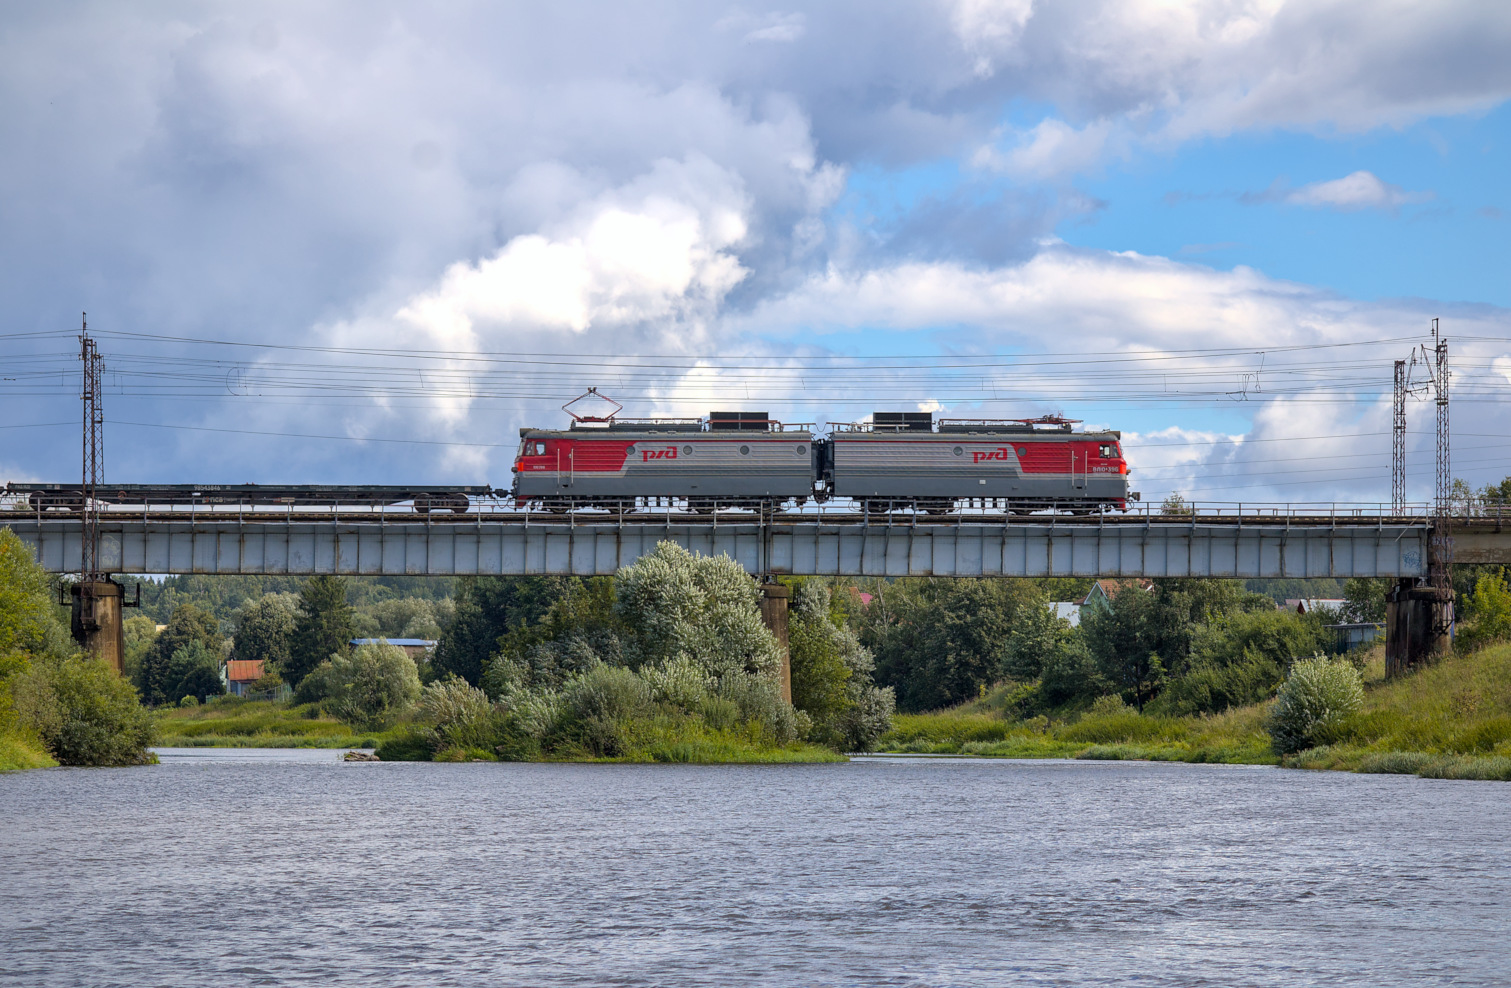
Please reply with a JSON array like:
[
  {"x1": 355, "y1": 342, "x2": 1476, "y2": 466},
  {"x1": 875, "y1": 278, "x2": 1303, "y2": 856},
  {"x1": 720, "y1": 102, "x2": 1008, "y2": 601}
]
[{"x1": 512, "y1": 399, "x2": 1134, "y2": 514}]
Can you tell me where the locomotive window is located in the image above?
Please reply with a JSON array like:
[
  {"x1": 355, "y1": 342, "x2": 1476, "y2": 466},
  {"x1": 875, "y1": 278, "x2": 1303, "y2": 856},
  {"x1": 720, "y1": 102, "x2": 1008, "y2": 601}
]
[
  {"x1": 952, "y1": 446, "x2": 963, "y2": 456},
  {"x1": 796, "y1": 444, "x2": 807, "y2": 455},
  {"x1": 524, "y1": 441, "x2": 544, "y2": 456},
  {"x1": 739, "y1": 445, "x2": 750, "y2": 455},
  {"x1": 683, "y1": 445, "x2": 693, "y2": 456},
  {"x1": 1017, "y1": 447, "x2": 1028, "y2": 456},
  {"x1": 625, "y1": 445, "x2": 636, "y2": 455},
  {"x1": 1099, "y1": 444, "x2": 1116, "y2": 458}
]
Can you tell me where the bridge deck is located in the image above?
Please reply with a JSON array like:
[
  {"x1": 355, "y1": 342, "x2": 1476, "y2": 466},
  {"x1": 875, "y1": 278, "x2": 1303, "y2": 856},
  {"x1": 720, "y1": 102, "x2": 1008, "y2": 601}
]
[{"x1": 0, "y1": 507, "x2": 1469, "y2": 578}]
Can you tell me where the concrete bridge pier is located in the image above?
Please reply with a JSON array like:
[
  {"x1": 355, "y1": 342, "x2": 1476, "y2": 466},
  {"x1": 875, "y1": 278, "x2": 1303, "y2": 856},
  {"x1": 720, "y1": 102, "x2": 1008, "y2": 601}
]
[
  {"x1": 71, "y1": 580, "x2": 126, "y2": 675},
  {"x1": 1385, "y1": 579, "x2": 1453, "y2": 678},
  {"x1": 760, "y1": 584, "x2": 792, "y2": 704}
]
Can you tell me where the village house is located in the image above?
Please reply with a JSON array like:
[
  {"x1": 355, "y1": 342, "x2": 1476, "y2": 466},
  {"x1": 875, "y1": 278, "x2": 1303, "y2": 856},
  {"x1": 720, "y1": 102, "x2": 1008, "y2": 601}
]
[
  {"x1": 350, "y1": 638, "x2": 439, "y2": 661},
  {"x1": 223, "y1": 659, "x2": 265, "y2": 697}
]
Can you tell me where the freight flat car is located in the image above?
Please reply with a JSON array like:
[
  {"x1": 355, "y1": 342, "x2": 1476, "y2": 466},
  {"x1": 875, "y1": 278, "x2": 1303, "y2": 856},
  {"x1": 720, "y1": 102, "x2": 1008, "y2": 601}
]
[{"x1": 5, "y1": 483, "x2": 490, "y2": 513}]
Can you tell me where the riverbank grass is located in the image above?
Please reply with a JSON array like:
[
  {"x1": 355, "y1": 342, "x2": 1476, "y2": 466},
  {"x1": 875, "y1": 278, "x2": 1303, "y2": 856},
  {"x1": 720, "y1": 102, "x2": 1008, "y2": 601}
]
[
  {"x1": 876, "y1": 642, "x2": 1511, "y2": 780},
  {"x1": 0, "y1": 732, "x2": 56, "y2": 771},
  {"x1": 152, "y1": 697, "x2": 379, "y2": 749}
]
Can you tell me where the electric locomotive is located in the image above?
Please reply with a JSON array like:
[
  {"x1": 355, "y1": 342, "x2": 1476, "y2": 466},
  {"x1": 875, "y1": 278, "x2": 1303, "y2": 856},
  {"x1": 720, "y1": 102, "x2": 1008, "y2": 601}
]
[
  {"x1": 512, "y1": 407, "x2": 817, "y2": 511},
  {"x1": 510, "y1": 395, "x2": 1134, "y2": 513},
  {"x1": 825, "y1": 412, "x2": 1132, "y2": 513}
]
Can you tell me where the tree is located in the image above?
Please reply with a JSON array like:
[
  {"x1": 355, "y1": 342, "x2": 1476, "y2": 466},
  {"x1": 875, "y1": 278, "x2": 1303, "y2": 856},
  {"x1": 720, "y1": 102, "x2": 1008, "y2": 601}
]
[
  {"x1": 1000, "y1": 589, "x2": 1064, "y2": 680},
  {"x1": 613, "y1": 542, "x2": 779, "y2": 682},
  {"x1": 167, "y1": 640, "x2": 225, "y2": 705},
  {"x1": 1, "y1": 528, "x2": 155, "y2": 767},
  {"x1": 1479, "y1": 477, "x2": 1511, "y2": 512},
  {"x1": 864, "y1": 578, "x2": 1034, "y2": 711},
  {"x1": 434, "y1": 576, "x2": 575, "y2": 685},
  {"x1": 12, "y1": 655, "x2": 157, "y2": 766},
  {"x1": 366, "y1": 598, "x2": 444, "y2": 640},
  {"x1": 1457, "y1": 569, "x2": 1511, "y2": 652},
  {"x1": 232, "y1": 592, "x2": 299, "y2": 671},
  {"x1": 287, "y1": 576, "x2": 355, "y2": 686},
  {"x1": 1161, "y1": 493, "x2": 1194, "y2": 516},
  {"x1": 137, "y1": 603, "x2": 223, "y2": 706},
  {"x1": 1341, "y1": 577, "x2": 1391, "y2": 623},
  {"x1": 1153, "y1": 609, "x2": 1327, "y2": 716},
  {"x1": 0, "y1": 527, "x2": 73, "y2": 662},
  {"x1": 1081, "y1": 583, "x2": 1170, "y2": 711},
  {"x1": 295, "y1": 641, "x2": 421, "y2": 728},
  {"x1": 787, "y1": 580, "x2": 894, "y2": 751}
]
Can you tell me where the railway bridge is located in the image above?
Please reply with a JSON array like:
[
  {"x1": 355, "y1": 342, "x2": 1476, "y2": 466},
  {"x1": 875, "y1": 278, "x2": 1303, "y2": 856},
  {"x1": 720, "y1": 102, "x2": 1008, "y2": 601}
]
[{"x1": 6, "y1": 500, "x2": 1509, "y2": 688}]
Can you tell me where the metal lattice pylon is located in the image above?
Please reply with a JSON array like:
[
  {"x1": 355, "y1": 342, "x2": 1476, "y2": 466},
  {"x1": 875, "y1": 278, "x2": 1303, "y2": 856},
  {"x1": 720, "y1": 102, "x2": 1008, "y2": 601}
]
[
  {"x1": 1429, "y1": 318, "x2": 1452, "y2": 606},
  {"x1": 1392, "y1": 358, "x2": 1407, "y2": 512},
  {"x1": 79, "y1": 314, "x2": 104, "y2": 582}
]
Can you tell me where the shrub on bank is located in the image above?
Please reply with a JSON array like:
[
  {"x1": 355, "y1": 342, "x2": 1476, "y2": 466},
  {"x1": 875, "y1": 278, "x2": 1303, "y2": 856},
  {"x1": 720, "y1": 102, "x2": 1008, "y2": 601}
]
[
  {"x1": 14, "y1": 655, "x2": 157, "y2": 766},
  {"x1": 1266, "y1": 655, "x2": 1364, "y2": 754}
]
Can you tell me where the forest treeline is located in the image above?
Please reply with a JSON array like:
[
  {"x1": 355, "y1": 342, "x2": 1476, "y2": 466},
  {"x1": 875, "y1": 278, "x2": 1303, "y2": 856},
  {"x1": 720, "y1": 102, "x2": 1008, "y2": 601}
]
[{"x1": 122, "y1": 550, "x2": 1409, "y2": 757}]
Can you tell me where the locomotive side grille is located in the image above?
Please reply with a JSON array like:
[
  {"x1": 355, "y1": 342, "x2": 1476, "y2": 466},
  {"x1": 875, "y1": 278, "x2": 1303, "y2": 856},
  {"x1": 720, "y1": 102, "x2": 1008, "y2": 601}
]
[
  {"x1": 872, "y1": 411, "x2": 934, "y2": 432},
  {"x1": 709, "y1": 411, "x2": 772, "y2": 431}
]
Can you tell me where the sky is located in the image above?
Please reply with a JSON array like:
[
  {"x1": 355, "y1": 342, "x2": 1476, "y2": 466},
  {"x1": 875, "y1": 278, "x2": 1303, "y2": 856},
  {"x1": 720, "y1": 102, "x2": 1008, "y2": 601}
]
[{"x1": 2, "y1": 0, "x2": 1509, "y2": 507}]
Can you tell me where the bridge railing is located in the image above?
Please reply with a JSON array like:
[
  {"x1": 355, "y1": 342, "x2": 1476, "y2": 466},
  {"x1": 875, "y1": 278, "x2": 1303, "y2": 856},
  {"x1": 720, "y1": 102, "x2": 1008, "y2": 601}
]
[{"x1": 0, "y1": 490, "x2": 1465, "y2": 524}]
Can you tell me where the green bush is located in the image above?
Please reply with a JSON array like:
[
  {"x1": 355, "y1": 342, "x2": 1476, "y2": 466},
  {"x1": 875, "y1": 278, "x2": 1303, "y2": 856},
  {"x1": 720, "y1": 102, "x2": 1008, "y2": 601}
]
[
  {"x1": 1267, "y1": 656, "x2": 1364, "y2": 754},
  {"x1": 297, "y1": 641, "x2": 421, "y2": 728},
  {"x1": 1456, "y1": 570, "x2": 1511, "y2": 653},
  {"x1": 16, "y1": 656, "x2": 157, "y2": 766},
  {"x1": 420, "y1": 678, "x2": 496, "y2": 752},
  {"x1": 375, "y1": 728, "x2": 433, "y2": 762}
]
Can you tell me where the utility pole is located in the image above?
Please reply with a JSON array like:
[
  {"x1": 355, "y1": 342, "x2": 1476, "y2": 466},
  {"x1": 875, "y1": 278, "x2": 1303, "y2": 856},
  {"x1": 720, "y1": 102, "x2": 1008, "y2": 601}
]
[
  {"x1": 1391, "y1": 358, "x2": 1406, "y2": 513},
  {"x1": 70, "y1": 314, "x2": 127, "y2": 673},
  {"x1": 1428, "y1": 319, "x2": 1453, "y2": 637},
  {"x1": 1385, "y1": 318, "x2": 1453, "y2": 676},
  {"x1": 80, "y1": 317, "x2": 103, "y2": 581}
]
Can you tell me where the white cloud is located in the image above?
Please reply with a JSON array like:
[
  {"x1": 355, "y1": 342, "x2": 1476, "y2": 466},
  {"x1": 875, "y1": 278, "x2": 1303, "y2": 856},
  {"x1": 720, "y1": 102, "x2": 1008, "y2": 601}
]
[
  {"x1": 745, "y1": 13, "x2": 808, "y2": 44},
  {"x1": 2, "y1": 1, "x2": 1510, "y2": 488},
  {"x1": 960, "y1": 0, "x2": 1511, "y2": 177},
  {"x1": 973, "y1": 118, "x2": 1115, "y2": 179},
  {"x1": 1282, "y1": 170, "x2": 1433, "y2": 210}
]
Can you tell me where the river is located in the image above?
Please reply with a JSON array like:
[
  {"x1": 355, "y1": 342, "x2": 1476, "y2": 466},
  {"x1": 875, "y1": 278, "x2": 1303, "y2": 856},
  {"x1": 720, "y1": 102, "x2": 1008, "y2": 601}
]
[{"x1": 2, "y1": 751, "x2": 1507, "y2": 987}]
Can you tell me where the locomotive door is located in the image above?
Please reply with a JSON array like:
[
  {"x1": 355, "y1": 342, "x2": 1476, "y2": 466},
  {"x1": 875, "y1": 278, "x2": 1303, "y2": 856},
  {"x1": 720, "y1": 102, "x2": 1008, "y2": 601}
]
[
  {"x1": 1071, "y1": 449, "x2": 1087, "y2": 490},
  {"x1": 556, "y1": 448, "x2": 572, "y2": 492}
]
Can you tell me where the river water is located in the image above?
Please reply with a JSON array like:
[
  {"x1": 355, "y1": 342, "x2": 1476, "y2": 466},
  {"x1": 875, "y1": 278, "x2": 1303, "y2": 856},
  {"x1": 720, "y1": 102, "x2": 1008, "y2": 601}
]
[{"x1": 2, "y1": 751, "x2": 1508, "y2": 987}]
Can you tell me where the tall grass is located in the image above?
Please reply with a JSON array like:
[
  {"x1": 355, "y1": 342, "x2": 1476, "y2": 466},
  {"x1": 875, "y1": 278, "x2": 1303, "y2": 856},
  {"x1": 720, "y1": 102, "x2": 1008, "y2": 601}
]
[
  {"x1": 153, "y1": 698, "x2": 370, "y2": 747},
  {"x1": 874, "y1": 642, "x2": 1511, "y2": 781},
  {"x1": 0, "y1": 731, "x2": 56, "y2": 771}
]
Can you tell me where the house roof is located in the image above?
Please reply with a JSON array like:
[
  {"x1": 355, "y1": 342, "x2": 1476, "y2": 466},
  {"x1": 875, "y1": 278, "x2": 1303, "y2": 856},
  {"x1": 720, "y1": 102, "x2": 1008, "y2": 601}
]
[
  {"x1": 1283, "y1": 598, "x2": 1346, "y2": 614},
  {"x1": 1078, "y1": 579, "x2": 1153, "y2": 605},
  {"x1": 225, "y1": 659, "x2": 264, "y2": 683},
  {"x1": 350, "y1": 638, "x2": 438, "y2": 647}
]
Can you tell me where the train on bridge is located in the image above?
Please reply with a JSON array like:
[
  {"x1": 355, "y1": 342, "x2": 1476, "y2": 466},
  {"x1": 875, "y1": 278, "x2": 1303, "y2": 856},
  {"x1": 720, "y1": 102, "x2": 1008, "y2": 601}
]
[
  {"x1": 6, "y1": 402, "x2": 1137, "y2": 517},
  {"x1": 512, "y1": 402, "x2": 1135, "y2": 515}
]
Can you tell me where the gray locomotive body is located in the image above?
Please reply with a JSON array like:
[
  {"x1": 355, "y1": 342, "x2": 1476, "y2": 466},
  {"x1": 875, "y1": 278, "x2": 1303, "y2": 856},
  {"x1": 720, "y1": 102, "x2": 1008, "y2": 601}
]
[
  {"x1": 512, "y1": 413, "x2": 815, "y2": 508},
  {"x1": 825, "y1": 413, "x2": 1131, "y2": 511}
]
